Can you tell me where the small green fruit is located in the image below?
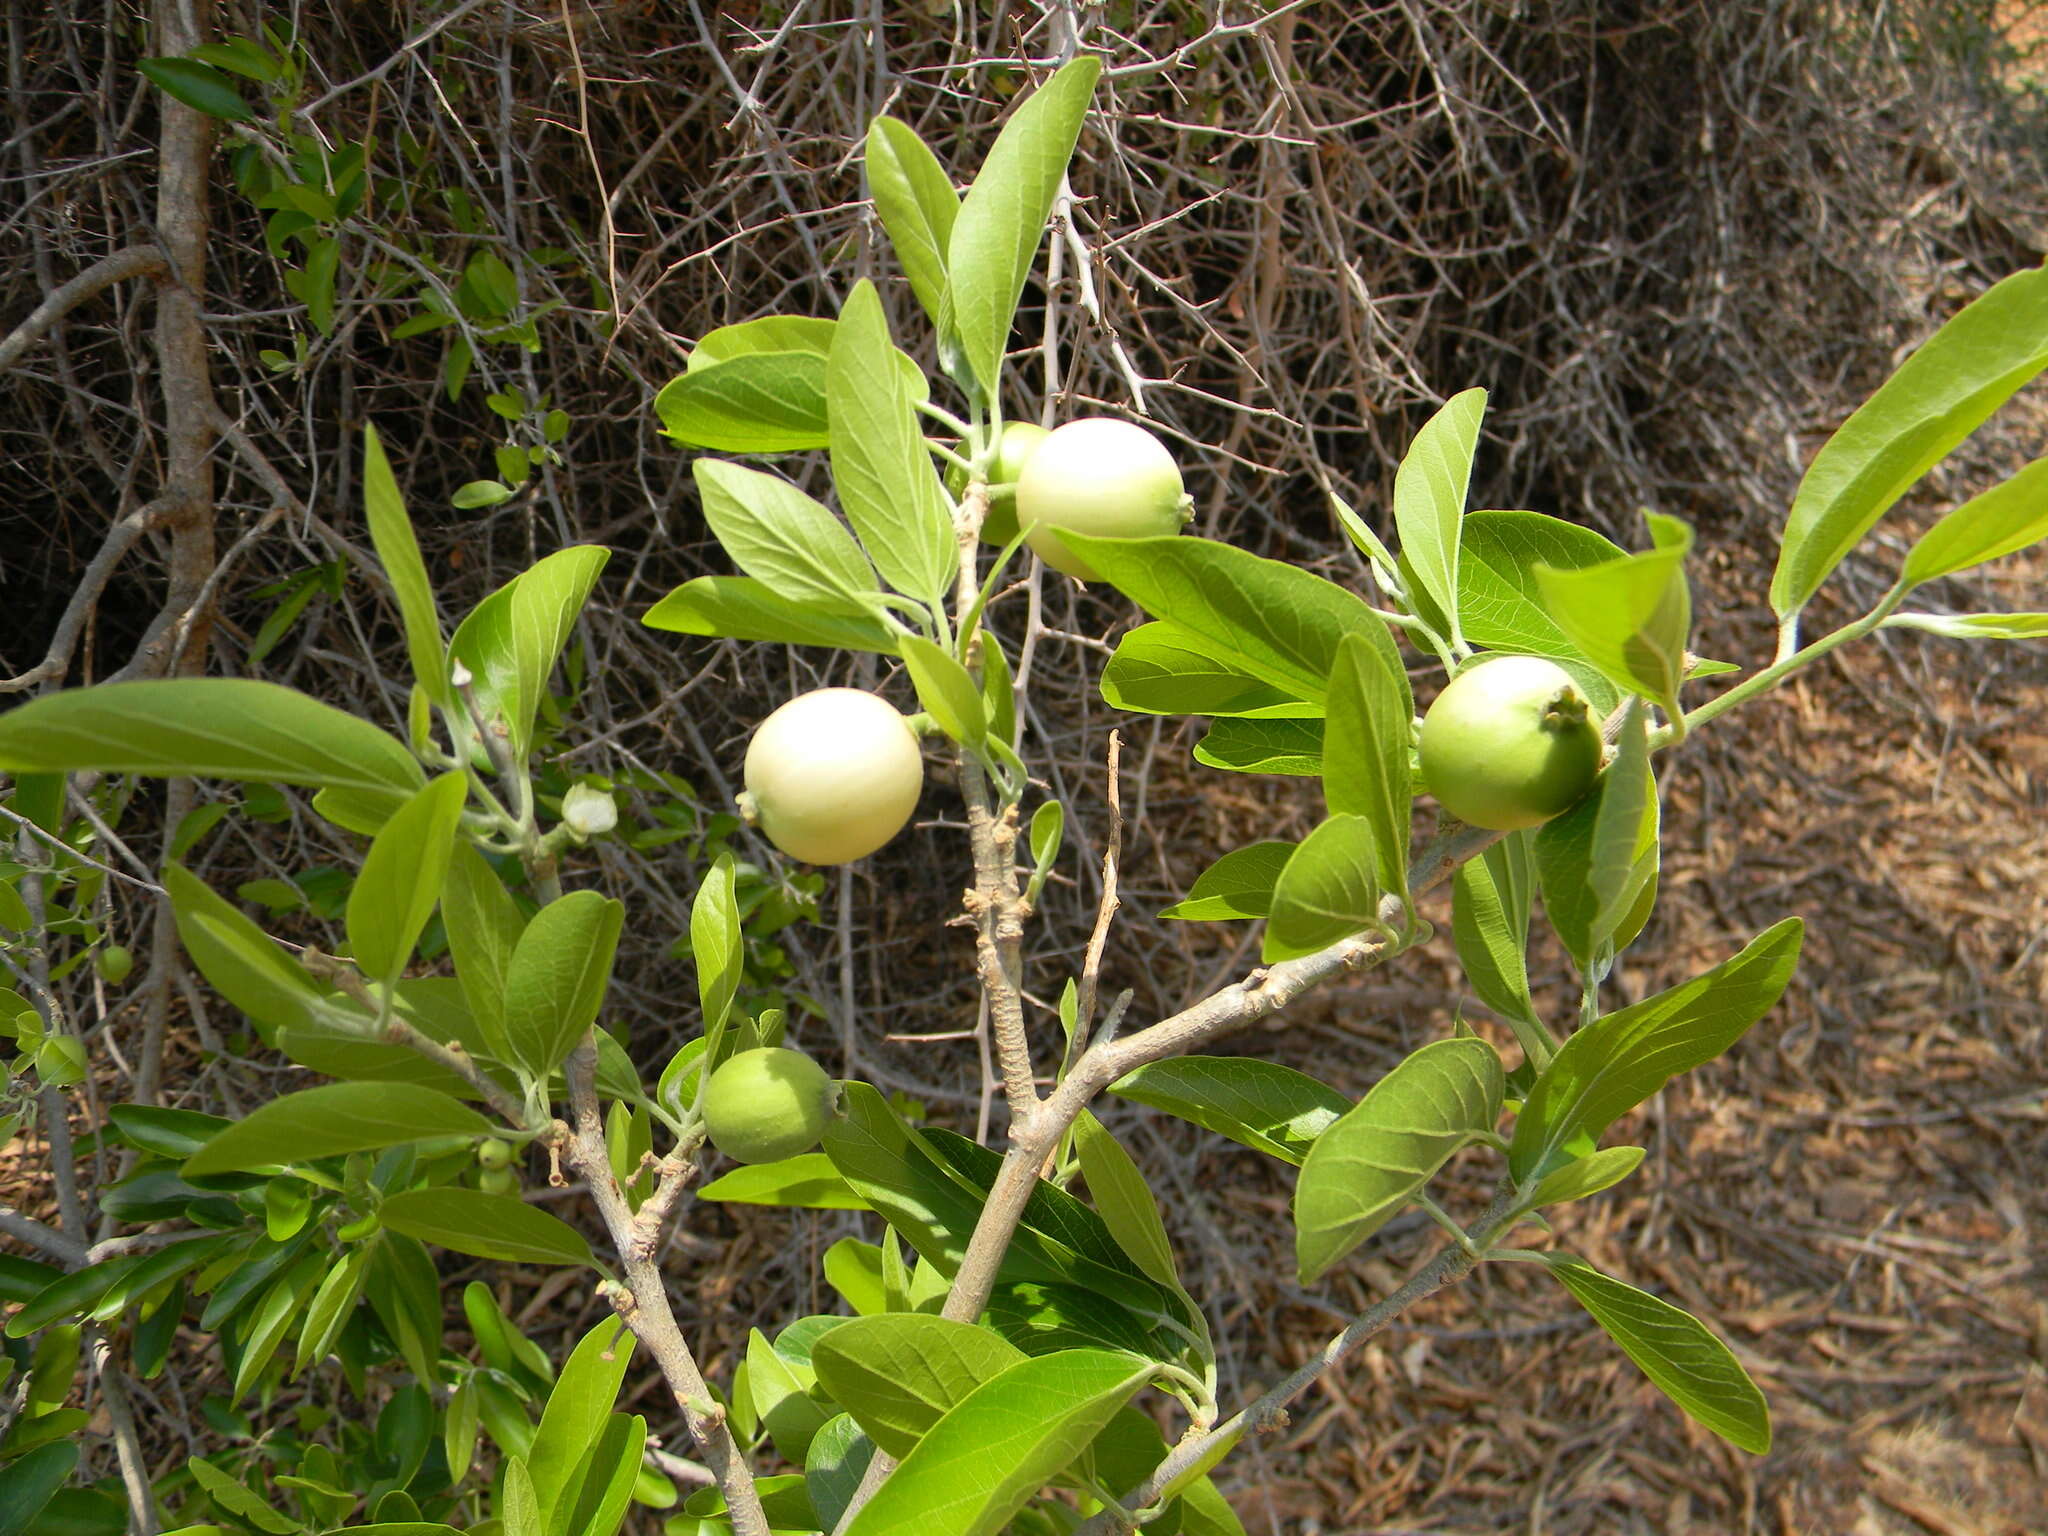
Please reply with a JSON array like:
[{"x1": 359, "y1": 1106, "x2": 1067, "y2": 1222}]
[
  {"x1": 1014, "y1": 417, "x2": 1189, "y2": 579},
  {"x1": 475, "y1": 1137, "x2": 514, "y2": 1171},
  {"x1": 979, "y1": 420, "x2": 1052, "y2": 547},
  {"x1": 701, "y1": 1046, "x2": 834, "y2": 1164},
  {"x1": 1418, "y1": 655, "x2": 1603, "y2": 830},
  {"x1": 742, "y1": 689, "x2": 923, "y2": 865},
  {"x1": 95, "y1": 945, "x2": 134, "y2": 986},
  {"x1": 477, "y1": 1165, "x2": 519, "y2": 1196}
]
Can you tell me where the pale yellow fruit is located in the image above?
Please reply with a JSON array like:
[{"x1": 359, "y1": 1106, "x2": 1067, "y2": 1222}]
[
  {"x1": 742, "y1": 688, "x2": 923, "y2": 864},
  {"x1": 1015, "y1": 417, "x2": 1187, "y2": 579}
]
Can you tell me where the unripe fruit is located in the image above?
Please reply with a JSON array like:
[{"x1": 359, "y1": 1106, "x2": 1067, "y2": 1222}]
[
  {"x1": 1418, "y1": 655, "x2": 1603, "y2": 831},
  {"x1": 701, "y1": 1046, "x2": 834, "y2": 1164},
  {"x1": 741, "y1": 689, "x2": 923, "y2": 865},
  {"x1": 477, "y1": 1165, "x2": 519, "y2": 1196},
  {"x1": 1014, "y1": 417, "x2": 1189, "y2": 580},
  {"x1": 979, "y1": 421, "x2": 1052, "y2": 548},
  {"x1": 95, "y1": 945, "x2": 134, "y2": 986},
  {"x1": 475, "y1": 1137, "x2": 514, "y2": 1171}
]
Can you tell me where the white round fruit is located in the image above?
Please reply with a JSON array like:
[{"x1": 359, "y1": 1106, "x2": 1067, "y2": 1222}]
[
  {"x1": 742, "y1": 688, "x2": 923, "y2": 865},
  {"x1": 1014, "y1": 417, "x2": 1188, "y2": 580}
]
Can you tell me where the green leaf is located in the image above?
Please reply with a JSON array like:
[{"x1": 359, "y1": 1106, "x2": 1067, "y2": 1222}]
[
  {"x1": 451, "y1": 479, "x2": 513, "y2": 510},
  {"x1": 1063, "y1": 535, "x2": 1386, "y2": 705},
  {"x1": 841, "y1": 1348, "x2": 1149, "y2": 1536},
  {"x1": 901, "y1": 636, "x2": 986, "y2": 748},
  {"x1": 184, "y1": 1083, "x2": 488, "y2": 1176},
  {"x1": 689, "y1": 315, "x2": 837, "y2": 368},
  {"x1": 346, "y1": 773, "x2": 467, "y2": 986},
  {"x1": 1509, "y1": 917, "x2": 1804, "y2": 1182},
  {"x1": 379, "y1": 1189, "x2": 594, "y2": 1268},
  {"x1": 1439, "y1": 510, "x2": 1628, "y2": 701},
  {"x1": 1534, "y1": 515, "x2": 1692, "y2": 716},
  {"x1": 553, "y1": 1413, "x2": 645, "y2": 1536},
  {"x1": 1542, "y1": 1254, "x2": 1770, "y2": 1453},
  {"x1": 107, "y1": 1104, "x2": 232, "y2": 1160},
  {"x1": 0, "y1": 680, "x2": 424, "y2": 797},
  {"x1": 1193, "y1": 717, "x2": 1323, "y2": 776},
  {"x1": 1451, "y1": 833, "x2": 1539, "y2": 1029},
  {"x1": 1900, "y1": 456, "x2": 2048, "y2": 586},
  {"x1": 138, "y1": 56, "x2": 253, "y2": 120},
  {"x1": 1393, "y1": 388, "x2": 1487, "y2": 644},
  {"x1": 1110, "y1": 1055, "x2": 1347, "y2": 1167},
  {"x1": 697, "y1": 1152, "x2": 865, "y2": 1210},
  {"x1": 232, "y1": 1252, "x2": 326, "y2": 1400},
  {"x1": 747, "y1": 1326, "x2": 833, "y2": 1463},
  {"x1": 1099, "y1": 622, "x2": 1315, "y2": 719},
  {"x1": 822, "y1": 1239, "x2": 888, "y2": 1315},
  {"x1": 442, "y1": 841, "x2": 522, "y2": 1062},
  {"x1": 1159, "y1": 842, "x2": 1294, "y2": 921},
  {"x1": 694, "y1": 458, "x2": 881, "y2": 613},
  {"x1": 502, "y1": 1457, "x2": 541, "y2": 1536},
  {"x1": 186, "y1": 1456, "x2": 300, "y2": 1534},
  {"x1": 1294, "y1": 1036, "x2": 1505, "y2": 1283},
  {"x1": 1264, "y1": 814, "x2": 1382, "y2": 963},
  {"x1": 1526, "y1": 1144, "x2": 1645, "y2": 1208},
  {"x1": 811, "y1": 1315, "x2": 1027, "y2": 1458},
  {"x1": 528, "y1": 1320, "x2": 635, "y2": 1533},
  {"x1": 1772, "y1": 265, "x2": 2048, "y2": 620},
  {"x1": 692, "y1": 853, "x2": 742, "y2": 1055},
  {"x1": 944, "y1": 56, "x2": 1102, "y2": 397},
  {"x1": 1533, "y1": 748, "x2": 1659, "y2": 973},
  {"x1": 0, "y1": 1443, "x2": 76, "y2": 1535},
  {"x1": 655, "y1": 351, "x2": 830, "y2": 453},
  {"x1": 643, "y1": 575, "x2": 903, "y2": 654},
  {"x1": 1320, "y1": 627, "x2": 1414, "y2": 909},
  {"x1": 829, "y1": 280, "x2": 957, "y2": 610},
  {"x1": 164, "y1": 863, "x2": 369, "y2": 1041},
  {"x1": 805, "y1": 1414, "x2": 877, "y2": 1535},
  {"x1": 1071, "y1": 1112, "x2": 1179, "y2": 1289},
  {"x1": 295, "y1": 1245, "x2": 371, "y2": 1374},
  {"x1": 866, "y1": 116, "x2": 960, "y2": 324},
  {"x1": 500, "y1": 890, "x2": 624, "y2": 1077},
  {"x1": 362, "y1": 425, "x2": 447, "y2": 702},
  {"x1": 448, "y1": 545, "x2": 608, "y2": 763},
  {"x1": 1883, "y1": 610, "x2": 2048, "y2": 641}
]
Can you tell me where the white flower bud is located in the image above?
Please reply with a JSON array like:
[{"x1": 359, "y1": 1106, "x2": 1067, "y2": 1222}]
[{"x1": 561, "y1": 783, "x2": 619, "y2": 838}]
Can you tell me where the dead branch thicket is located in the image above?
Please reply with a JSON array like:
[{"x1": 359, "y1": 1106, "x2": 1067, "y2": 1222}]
[{"x1": 3, "y1": 1, "x2": 2045, "y2": 1530}]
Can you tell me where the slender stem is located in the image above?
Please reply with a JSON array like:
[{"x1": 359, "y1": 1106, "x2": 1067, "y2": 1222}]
[
  {"x1": 560, "y1": 1040, "x2": 771, "y2": 1536},
  {"x1": 1071, "y1": 1189, "x2": 1519, "y2": 1534}
]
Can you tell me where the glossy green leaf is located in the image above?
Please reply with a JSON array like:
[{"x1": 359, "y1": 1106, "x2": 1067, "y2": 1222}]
[
  {"x1": 186, "y1": 1456, "x2": 298, "y2": 1534},
  {"x1": 805, "y1": 1413, "x2": 877, "y2": 1535},
  {"x1": 697, "y1": 1152, "x2": 865, "y2": 1210},
  {"x1": 747, "y1": 1326, "x2": 833, "y2": 1463},
  {"x1": 500, "y1": 889, "x2": 623, "y2": 1076},
  {"x1": 1320, "y1": 626, "x2": 1413, "y2": 909},
  {"x1": 1900, "y1": 456, "x2": 2048, "y2": 586},
  {"x1": 1264, "y1": 814, "x2": 1383, "y2": 963},
  {"x1": 1509, "y1": 917, "x2": 1804, "y2": 1181},
  {"x1": 502, "y1": 1457, "x2": 541, "y2": 1536},
  {"x1": 1543, "y1": 1254, "x2": 1770, "y2": 1452},
  {"x1": 1451, "y1": 833, "x2": 1539, "y2": 1028},
  {"x1": 507, "y1": 545, "x2": 608, "y2": 756},
  {"x1": 945, "y1": 56, "x2": 1101, "y2": 397},
  {"x1": 694, "y1": 458, "x2": 880, "y2": 612},
  {"x1": 6, "y1": 1256, "x2": 147, "y2": 1337},
  {"x1": 1194, "y1": 717, "x2": 1323, "y2": 776},
  {"x1": 1109, "y1": 1056, "x2": 1348, "y2": 1166},
  {"x1": 811, "y1": 1315, "x2": 1027, "y2": 1458},
  {"x1": 362, "y1": 424, "x2": 447, "y2": 701},
  {"x1": 1439, "y1": 511, "x2": 1628, "y2": 686},
  {"x1": 1883, "y1": 610, "x2": 2048, "y2": 641},
  {"x1": 1294, "y1": 1036, "x2": 1505, "y2": 1283},
  {"x1": 0, "y1": 1254, "x2": 62, "y2": 1306},
  {"x1": 843, "y1": 1347, "x2": 1148, "y2": 1536},
  {"x1": 231, "y1": 1252, "x2": 326, "y2": 1400},
  {"x1": 1064, "y1": 535, "x2": 1385, "y2": 705},
  {"x1": 1773, "y1": 265, "x2": 2048, "y2": 620},
  {"x1": 1588, "y1": 704, "x2": 1656, "y2": 944},
  {"x1": 184, "y1": 1083, "x2": 488, "y2": 1176},
  {"x1": 1159, "y1": 841, "x2": 1294, "y2": 921},
  {"x1": 442, "y1": 841, "x2": 522, "y2": 1061},
  {"x1": 346, "y1": 773, "x2": 467, "y2": 986},
  {"x1": 138, "y1": 56, "x2": 252, "y2": 120},
  {"x1": 1534, "y1": 748, "x2": 1659, "y2": 973},
  {"x1": 164, "y1": 863, "x2": 368, "y2": 1040},
  {"x1": 1072, "y1": 1112, "x2": 1179, "y2": 1289},
  {"x1": 529, "y1": 1320, "x2": 636, "y2": 1533},
  {"x1": 1535, "y1": 515, "x2": 1692, "y2": 716},
  {"x1": 106, "y1": 1103, "x2": 232, "y2": 1161},
  {"x1": 822, "y1": 1238, "x2": 888, "y2": 1316},
  {"x1": 654, "y1": 351, "x2": 830, "y2": 453},
  {"x1": 1393, "y1": 388, "x2": 1487, "y2": 643},
  {"x1": 552, "y1": 1411, "x2": 644, "y2": 1536},
  {"x1": 829, "y1": 280, "x2": 956, "y2": 609},
  {"x1": 901, "y1": 635, "x2": 986, "y2": 747},
  {"x1": 1100, "y1": 622, "x2": 1315, "y2": 719},
  {"x1": 1526, "y1": 1144, "x2": 1645, "y2": 1208},
  {"x1": 688, "y1": 316, "x2": 836, "y2": 369},
  {"x1": 689, "y1": 855, "x2": 742, "y2": 1071},
  {"x1": 295, "y1": 1246, "x2": 371, "y2": 1374},
  {"x1": 379, "y1": 1189, "x2": 594, "y2": 1268},
  {"x1": 867, "y1": 116, "x2": 959, "y2": 324},
  {"x1": 0, "y1": 680, "x2": 423, "y2": 797},
  {"x1": 642, "y1": 575, "x2": 903, "y2": 654}
]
